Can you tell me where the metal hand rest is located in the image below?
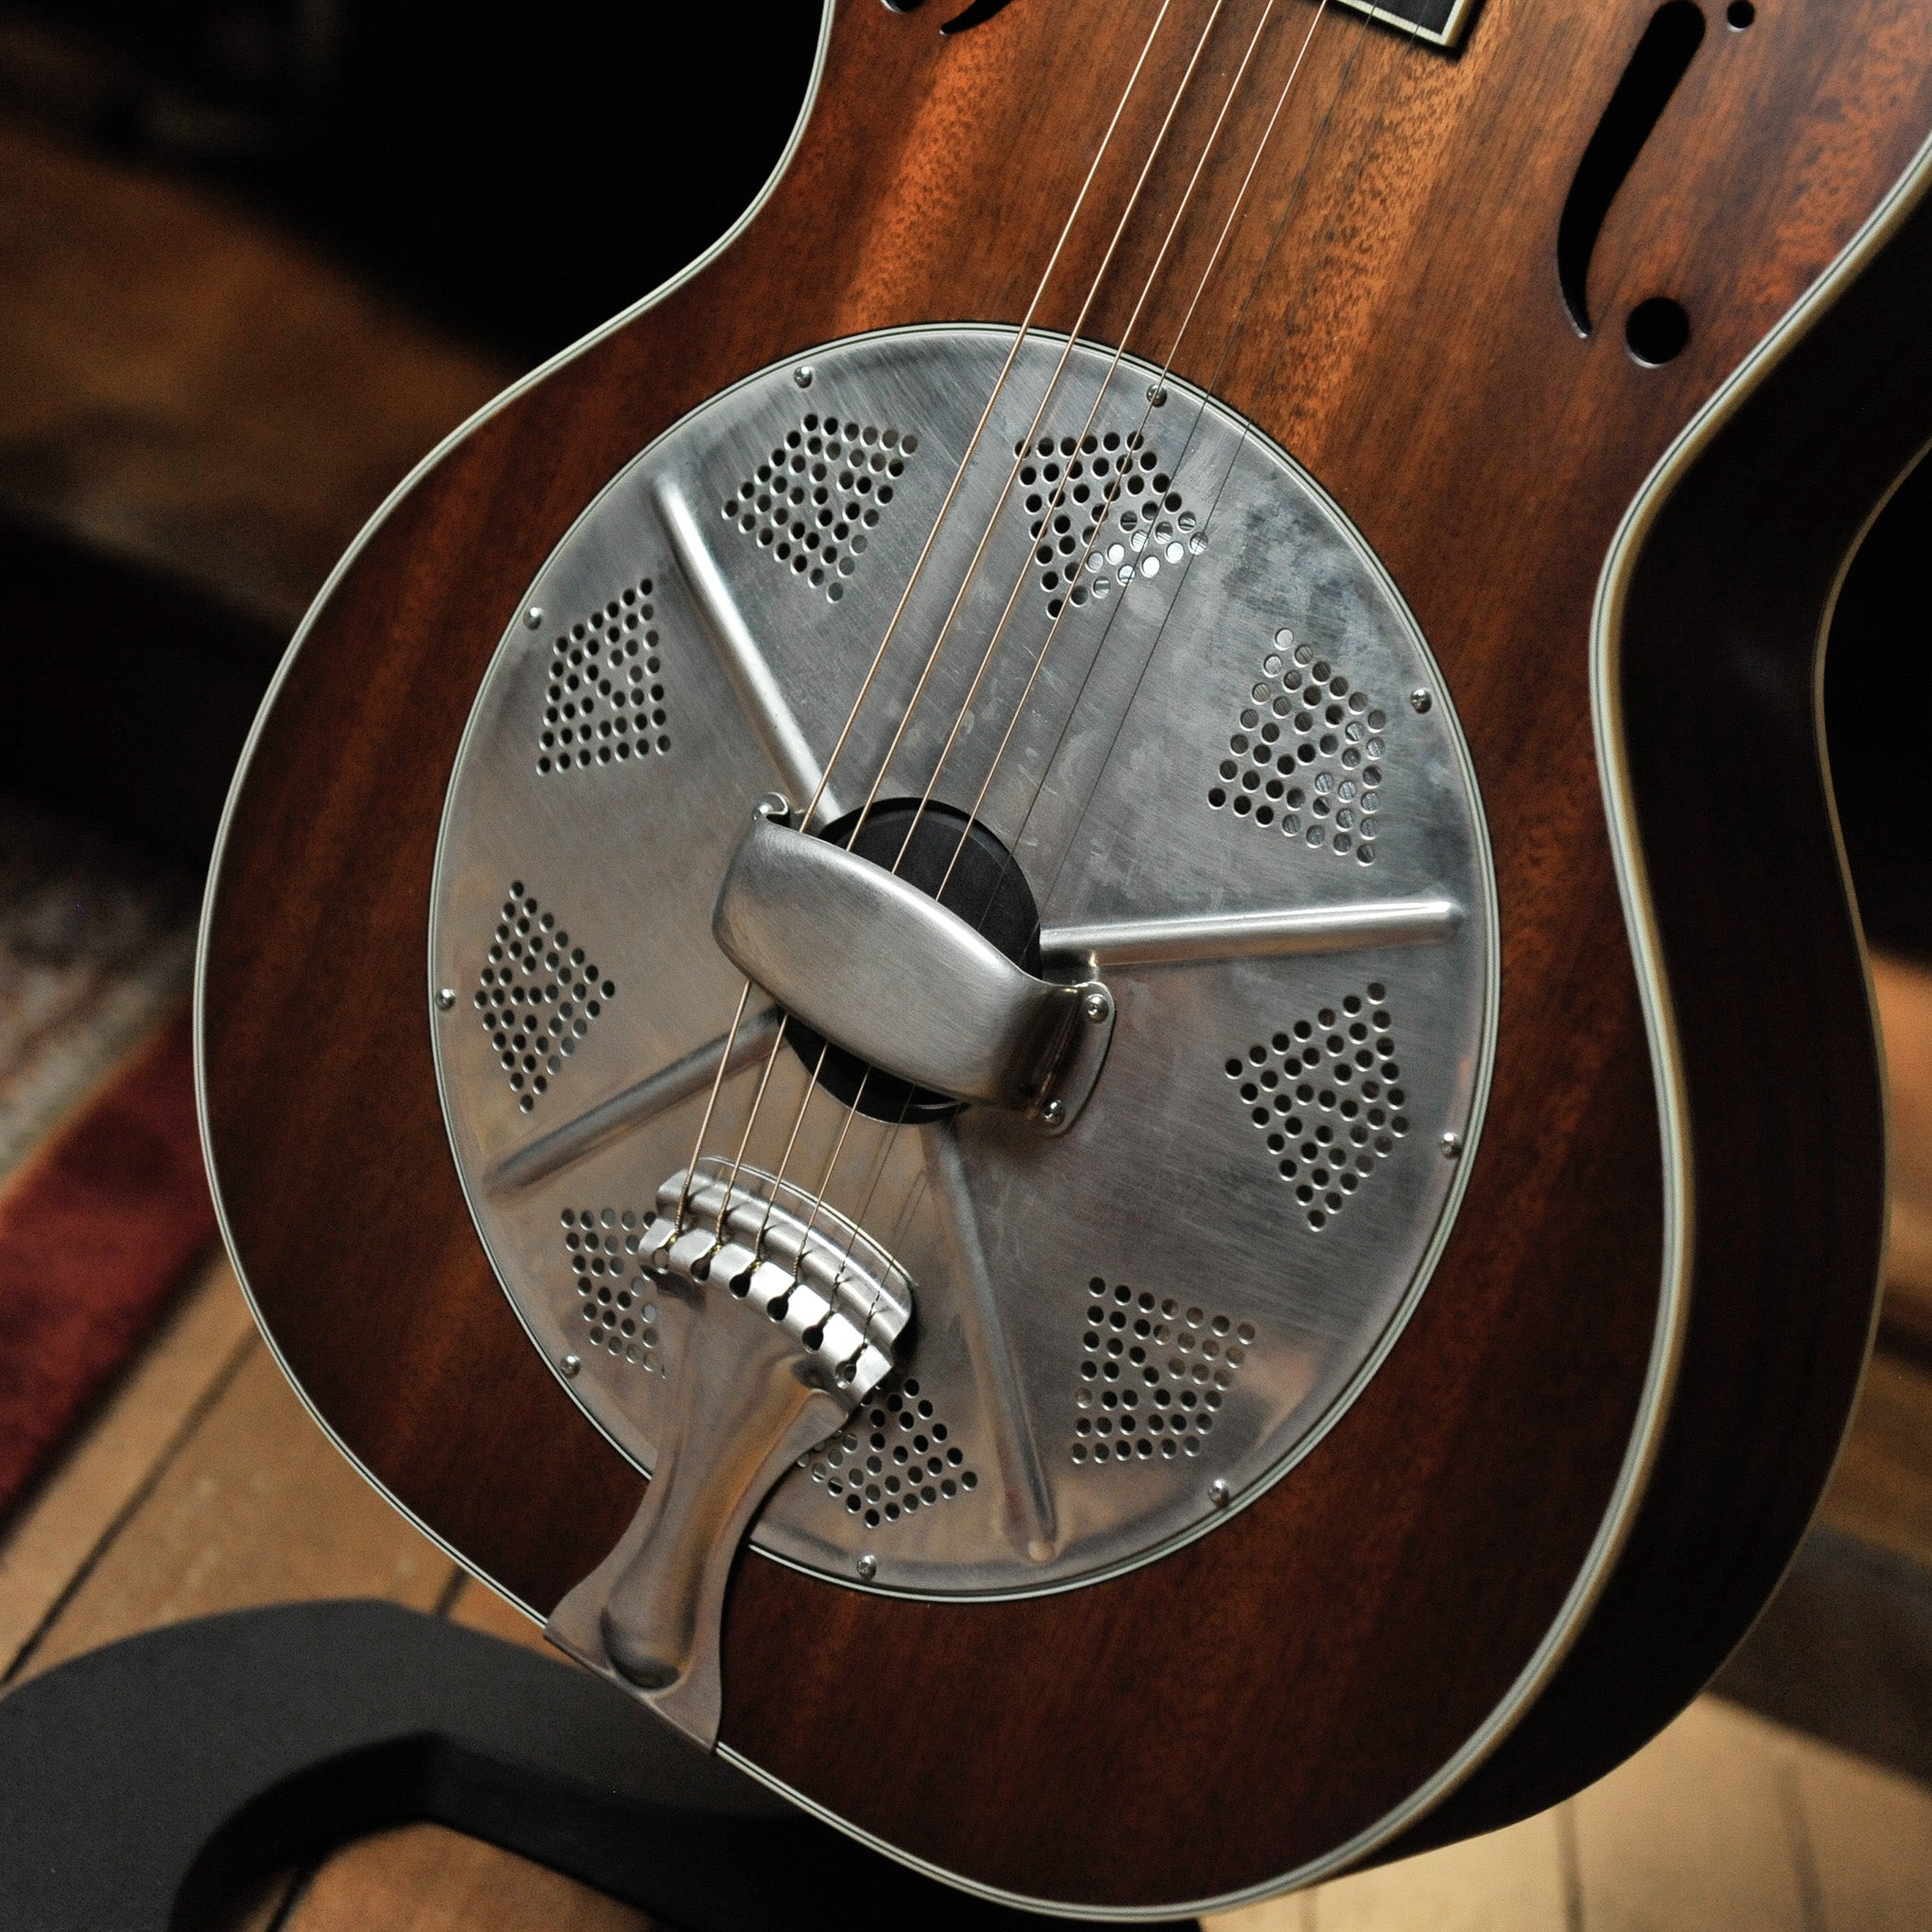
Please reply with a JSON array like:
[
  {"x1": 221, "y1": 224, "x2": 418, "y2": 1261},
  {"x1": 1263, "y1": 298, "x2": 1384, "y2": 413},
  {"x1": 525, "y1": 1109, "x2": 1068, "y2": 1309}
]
[{"x1": 711, "y1": 813, "x2": 1115, "y2": 1127}]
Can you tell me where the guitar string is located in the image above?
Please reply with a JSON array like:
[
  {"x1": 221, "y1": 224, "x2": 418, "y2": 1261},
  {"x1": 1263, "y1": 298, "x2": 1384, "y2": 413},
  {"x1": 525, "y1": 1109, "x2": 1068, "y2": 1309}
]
[
  {"x1": 723, "y1": 0, "x2": 1240, "y2": 1252},
  {"x1": 807, "y1": 0, "x2": 1414, "y2": 1390},
  {"x1": 767, "y1": 0, "x2": 1306, "y2": 1272},
  {"x1": 1025, "y1": 2, "x2": 1428, "y2": 929},
  {"x1": 820, "y1": 0, "x2": 1419, "y2": 1309},
  {"x1": 691, "y1": 0, "x2": 1210, "y2": 1250},
  {"x1": 968, "y1": 0, "x2": 1394, "y2": 916},
  {"x1": 831, "y1": 0, "x2": 1238, "y2": 857},
  {"x1": 831, "y1": 0, "x2": 1406, "y2": 1314},
  {"x1": 675, "y1": 0, "x2": 1177, "y2": 1237},
  {"x1": 799, "y1": 0, "x2": 1329, "y2": 1297},
  {"x1": 798, "y1": 0, "x2": 1188, "y2": 839},
  {"x1": 671, "y1": 0, "x2": 1181, "y2": 1236},
  {"x1": 894, "y1": 1, "x2": 1404, "y2": 959},
  {"x1": 806, "y1": 0, "x2": 1358, "y2": 1295},
  {"x1": 922, "y1": 0, "x2": 1339, "y2": 905},
  {"x1": 726, "y1": 0, "x2": 1236, "y2": 1267},
  {"x1": 691, "y1": 0, "x2": 1416, "y2": 1326}
]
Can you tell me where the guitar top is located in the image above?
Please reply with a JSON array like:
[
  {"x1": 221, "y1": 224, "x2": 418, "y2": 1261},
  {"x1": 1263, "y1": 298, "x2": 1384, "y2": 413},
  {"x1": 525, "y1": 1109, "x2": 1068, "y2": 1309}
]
[{"x1": 198, "y1": 0, "x2": 1932, "y2": 1915}]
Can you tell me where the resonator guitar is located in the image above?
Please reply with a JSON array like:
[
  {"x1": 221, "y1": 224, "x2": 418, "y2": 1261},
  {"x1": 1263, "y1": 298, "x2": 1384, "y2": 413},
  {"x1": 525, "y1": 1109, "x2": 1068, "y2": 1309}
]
[{"x1": 199, "y1": 0, "x2": 1932, "y2": 1915}]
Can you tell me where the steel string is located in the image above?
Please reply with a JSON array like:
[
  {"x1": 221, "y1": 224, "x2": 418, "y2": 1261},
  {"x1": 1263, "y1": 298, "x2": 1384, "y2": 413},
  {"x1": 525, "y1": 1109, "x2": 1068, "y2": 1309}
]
[
  {"x1": 921, "y1": 0, "x2": 1333, "y2": 903},
  {"x1": 784, "y1": 0, "x2": 1345, "y2": 1261},
  {"x1": 672, "y1": 0, "x2": 1181, "y2": 1236},
  {"x1": 727, "y1": 0, "x2": 1238, "y2": 1250},
  {"x1": 763, "y1": 0, "x2": 1260, "y2": 1266},
  {"x1": 1025, "y1": 3, "x2": 1427, "y2": 923}
]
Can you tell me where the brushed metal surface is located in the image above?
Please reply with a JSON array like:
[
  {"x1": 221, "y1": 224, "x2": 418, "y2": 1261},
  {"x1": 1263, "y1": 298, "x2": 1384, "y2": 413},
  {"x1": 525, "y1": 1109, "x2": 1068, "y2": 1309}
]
[
  {"x1": 1042, "y1": 899, "x2": 1459, "y2": 966},
  {"x1": 430, "y1": 325, "x2": 1496, "y2": 1599},
  {"x1": 712, "y1": 815, "x2": 1094, "y2": 1112}
]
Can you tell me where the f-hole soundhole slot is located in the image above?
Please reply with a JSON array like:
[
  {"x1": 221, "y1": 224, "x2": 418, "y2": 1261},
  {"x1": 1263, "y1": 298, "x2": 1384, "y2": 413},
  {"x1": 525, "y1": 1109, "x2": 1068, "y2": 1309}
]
[
  {"x1": 1557, "y1": 2, "x2": 1708, "y2": 336},
  {"x1": 881, "y1": 0, "x2": 1021, "y2": 30}
]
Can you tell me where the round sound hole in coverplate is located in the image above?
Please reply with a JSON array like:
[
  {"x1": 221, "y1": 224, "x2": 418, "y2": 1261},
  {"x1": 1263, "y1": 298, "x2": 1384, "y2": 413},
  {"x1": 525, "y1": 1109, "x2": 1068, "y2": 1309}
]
[{"x1": 428, "y1": 325, "x2": 1496, "y2": 1600}]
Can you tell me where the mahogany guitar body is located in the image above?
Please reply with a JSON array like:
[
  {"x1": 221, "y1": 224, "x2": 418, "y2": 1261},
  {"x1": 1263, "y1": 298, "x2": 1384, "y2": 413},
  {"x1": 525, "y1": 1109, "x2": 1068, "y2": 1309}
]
[{"x1": 198, "y1": 0, "x2": 1932, "y2": 1914}]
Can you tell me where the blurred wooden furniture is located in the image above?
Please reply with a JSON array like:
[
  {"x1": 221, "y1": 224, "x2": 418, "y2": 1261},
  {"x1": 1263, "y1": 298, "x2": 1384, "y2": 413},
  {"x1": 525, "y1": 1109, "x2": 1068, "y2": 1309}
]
[
  {"x1": 1876, "y1": 953, "x2": 1932, "y2": 1358},
  {"x1": 0, "y1": 119, "x2": 507, "y2": 628}
]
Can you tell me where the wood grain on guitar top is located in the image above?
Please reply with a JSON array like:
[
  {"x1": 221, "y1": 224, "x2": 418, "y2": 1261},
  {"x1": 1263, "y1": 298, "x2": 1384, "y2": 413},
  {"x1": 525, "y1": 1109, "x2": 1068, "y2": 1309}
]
[{"x1": 200, "y1": 0, "x2": 1932, "y2": 1907}]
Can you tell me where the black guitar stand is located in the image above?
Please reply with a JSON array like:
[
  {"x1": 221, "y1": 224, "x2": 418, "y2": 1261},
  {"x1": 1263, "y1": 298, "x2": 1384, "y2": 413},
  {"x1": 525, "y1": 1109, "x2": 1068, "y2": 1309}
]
[{"x1": 0, "y1": 1599, "x2": 1201, "y2": 1932}]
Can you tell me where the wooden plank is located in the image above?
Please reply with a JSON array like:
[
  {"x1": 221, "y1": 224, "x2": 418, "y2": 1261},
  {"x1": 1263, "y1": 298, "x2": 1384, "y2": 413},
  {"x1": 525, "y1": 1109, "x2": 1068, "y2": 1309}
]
[
  {"x1": 8, "y1": 1338, "x2": 457, "y2": 1683},
  {"x1": 1207, "y1": 1887, "x2": 1316, "y2": 1932},
  {"x1": 282, "y1": 1823, "x2": 659, "y2": 1932},
  {"x1": 1208, "y1": 1807, "x2": 1567, "y2": 1932},
  {"x1": 1211, "y1": 1701, "x2": 1932, "y2": 1932},
  {"x1": 1572, "y1": 1699, "x2": 1808, "y2": 1932},
  {"x1": 1796, "y1": 1728, "x2": 1932, "y2": 1932},
  {"x1": 1872, "y1": 952, "x2": 1932, "y2": 1349},
  {"x1": 1314, "y1": 1810, "x2": 1570, "y2": 1932},
  {"x1": 1817, "y1": 1348, "x2": 1932, "y2": 1570},
  {"x1": 0, "y1": 1250, "x2": 253, "y2": 1678},
  {"x1": 446, "y1": 1570, "x2": 553, "y2": 1653}
]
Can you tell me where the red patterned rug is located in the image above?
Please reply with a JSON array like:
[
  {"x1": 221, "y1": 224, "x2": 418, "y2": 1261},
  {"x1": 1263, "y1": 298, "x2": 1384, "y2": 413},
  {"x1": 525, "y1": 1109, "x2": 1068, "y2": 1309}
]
[
  {"x1": 0, "y1": 794, "x2": 214, "y2": 1529},
  {"x1": 0, "y1": 1007, "x2": 214, "y2": 1525}
]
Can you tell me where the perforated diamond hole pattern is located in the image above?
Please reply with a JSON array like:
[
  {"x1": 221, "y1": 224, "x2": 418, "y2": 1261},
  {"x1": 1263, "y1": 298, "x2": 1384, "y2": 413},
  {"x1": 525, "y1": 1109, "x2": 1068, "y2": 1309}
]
[
  {"x1": 1017, "y1": 426, "x2": 1202, "y2": 617},
  {"x1": 724, "y1": 412, "x2": 918, "y2": 601},
  {"x1": 561, "y1": 1206, "x2": 664, "y2": 1370},
  {"x1": 1229, "y1": 983, "x2": 1408, "y2": 1229},
  {"x1": 801, "y1": 1376, "x2": 976, "y2": 1530},
  {"x1": 1071, "y1": 1279, "x2": 1251, "y2": 1465},
  {"x1": 473, "y1": 883, "x2": 615, "y2": 1113},
  {"x1": 537, "y1": 577, "x2": 668, "y2": 772},
  {"x1": 1208, "y1": 633, "x2": 1387, "y2": 861}
]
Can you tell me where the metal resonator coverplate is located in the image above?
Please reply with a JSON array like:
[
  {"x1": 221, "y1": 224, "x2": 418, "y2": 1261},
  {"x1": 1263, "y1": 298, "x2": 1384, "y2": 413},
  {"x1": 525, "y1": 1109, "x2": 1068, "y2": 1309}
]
[{"x1": 431, "y1": 326, "x2": 1496, "y2": 1600}]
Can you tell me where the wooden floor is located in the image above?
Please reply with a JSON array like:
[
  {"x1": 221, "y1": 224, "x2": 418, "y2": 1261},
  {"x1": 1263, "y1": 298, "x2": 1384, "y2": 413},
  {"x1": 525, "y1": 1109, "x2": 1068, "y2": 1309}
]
[{"x1": 2, "y1": 1257, "x2": 1927, "y2": 1930}]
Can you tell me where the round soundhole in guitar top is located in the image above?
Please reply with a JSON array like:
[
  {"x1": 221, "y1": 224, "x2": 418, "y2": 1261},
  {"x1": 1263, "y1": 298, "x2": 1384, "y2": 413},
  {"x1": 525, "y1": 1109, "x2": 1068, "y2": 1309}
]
[{"x1": 429, "y1": 326, "x2": 1497, "y2": 1599}]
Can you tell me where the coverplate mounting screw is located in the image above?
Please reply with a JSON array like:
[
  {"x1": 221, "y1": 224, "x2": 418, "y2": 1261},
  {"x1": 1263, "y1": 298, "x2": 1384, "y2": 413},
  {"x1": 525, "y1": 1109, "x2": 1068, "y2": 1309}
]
[
  {"x1": 524, "y1": 606, "x2": 543, "y2": 629},
  {"x1": 437, "y1": 987, "x2": 456, "y2": 1011},
  {"x1": 1082, "y1": 989, "x2": 1112, "y2": 1025},
  {"x1": 561, "y1": 1353, "x2": 581, "y2": 1379},
  {"x1": 1147, "y1": 381, "x2": 1169, "y2": 405},
  {"x1": 794, "y1": 364, "x2": 814, "y2": 388},
  {"x1": 1209, "y1": 1479, "x2": 1231, "y2": 1508},
  {"x1": 856, "y1": 1552, "x2": 878, "y2": 1580},
  {"x1": 1409, "y1": 688, "x2": 1433, "y2": 713},
  {"x1": 1040, "y1": 1098, "x2": 1066, "y2": 1127},
  {"x1": 1441, "y1": 1133, "x2": 1463, "y2": 1159}
]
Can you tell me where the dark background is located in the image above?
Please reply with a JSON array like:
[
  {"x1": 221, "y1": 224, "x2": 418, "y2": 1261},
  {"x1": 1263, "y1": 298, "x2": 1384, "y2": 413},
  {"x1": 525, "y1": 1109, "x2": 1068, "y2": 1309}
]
[
  {"x1": 0, "y1": 1, "x2": 821, "y2": 363},
  {"x1": 0, "y1": 0, "x2": 1924, "y2": 957}
]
